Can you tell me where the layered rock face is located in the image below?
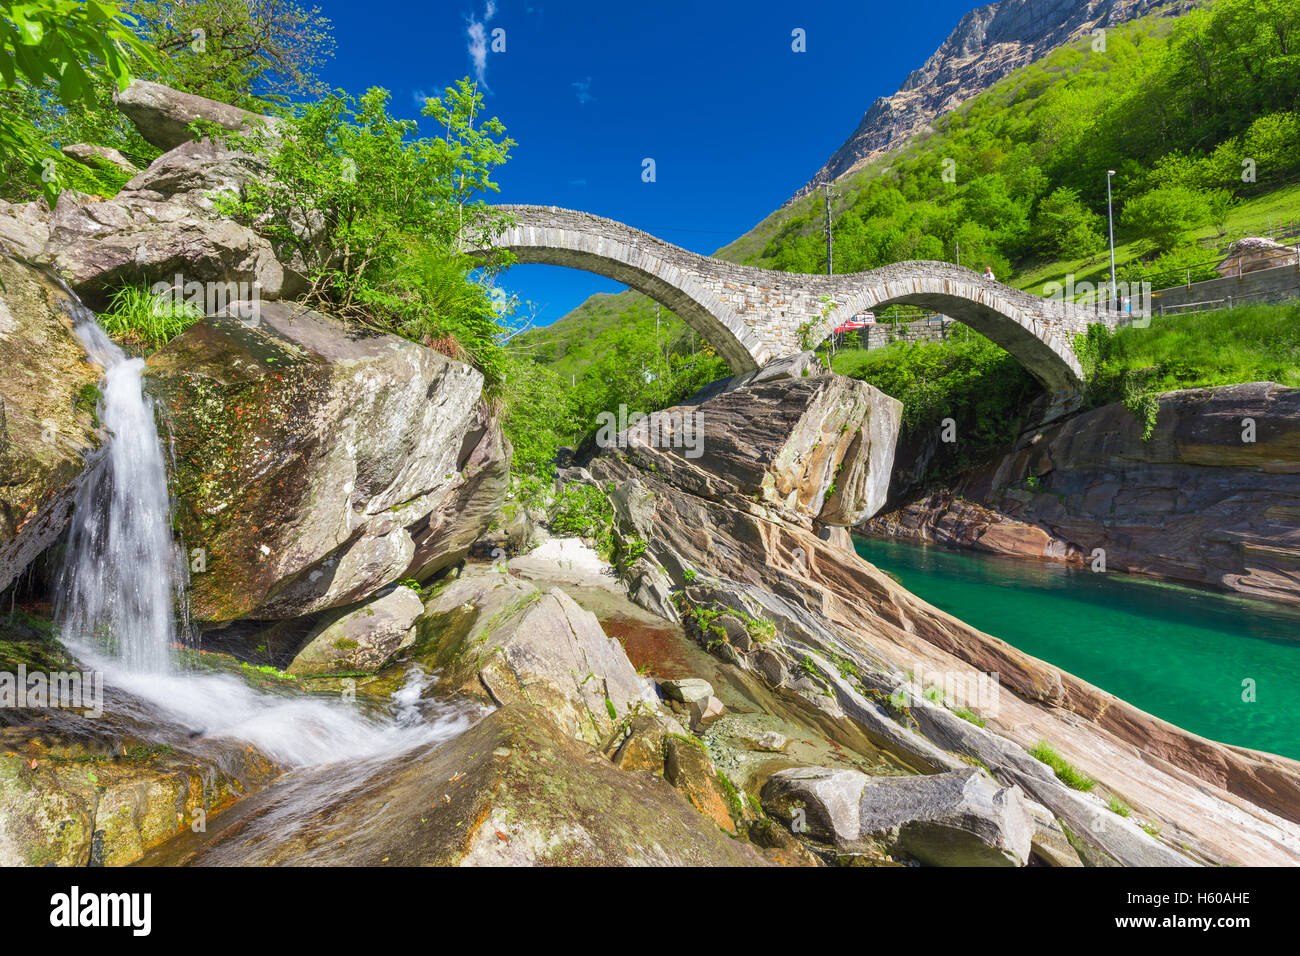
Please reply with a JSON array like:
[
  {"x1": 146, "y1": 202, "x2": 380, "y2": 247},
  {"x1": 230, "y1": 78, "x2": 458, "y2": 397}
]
[
  {"x1": 146, "y1": 302, "x2": 509, "y2": 622},
  {"x1": 582, "y1": 370, "x2": 1300, "y2": 866},
  {"x1": 791, "y1": 0, "x2": 1178, "y2": 200},
  {"x1": 865, "y1": 383, "x2": 1300, "y2": 603},
  {"x1": 595, "y1": 364, "x2": 903, "y2": 529},
  {"x1": 0, "y1": 256, "x2": 101, "y2": 594}
]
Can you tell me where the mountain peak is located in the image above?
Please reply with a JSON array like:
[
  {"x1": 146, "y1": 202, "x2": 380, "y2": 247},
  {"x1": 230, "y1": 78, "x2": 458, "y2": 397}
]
[{"x1": 789, "y1": 0, "x2": 1185, "y2": 203}]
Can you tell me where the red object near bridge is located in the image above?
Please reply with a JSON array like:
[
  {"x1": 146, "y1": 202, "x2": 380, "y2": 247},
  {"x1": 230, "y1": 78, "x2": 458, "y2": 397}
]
[{"x1": 832, "y1": 311, "x2": 875, "y2": 334}]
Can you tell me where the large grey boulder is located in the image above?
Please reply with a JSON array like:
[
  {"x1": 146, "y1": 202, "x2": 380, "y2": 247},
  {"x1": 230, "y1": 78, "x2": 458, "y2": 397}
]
[
  {"x1": 287, "y1": 585, "x2": 425, "y2": 676},
  {"x1": 660, "y1": 678, "x2": 714, "y2": 704},
  {"x1": 145, "y1": 302, "x2": 508, "y2": 622},
  {"x1": 419, "y1": 564, "x2": 656, "y2": 746},
  {"x1": 0, "y1": 256, "x2": 100, "y2": 594},
  {"x1": 763, "y1": 766, "x2": 1033, "y2": 866},
  {"x1": 855, "y1": 768, "x2": 1033, "y2": 867},
  {"x1": 761, "y1": 766, "x2": 869, "y2": 844},
  {"x1": 46, "y1": 134, "x2": 298, "y2": 307},
  {"x1": 113, "y1": 80, "x2": 273, "y2": 151}
]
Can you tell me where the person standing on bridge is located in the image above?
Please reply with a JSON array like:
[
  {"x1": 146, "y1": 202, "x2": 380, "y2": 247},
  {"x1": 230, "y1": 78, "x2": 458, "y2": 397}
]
[{"x1": 983, "y1": 265, "x2": 996, "y2": 282}]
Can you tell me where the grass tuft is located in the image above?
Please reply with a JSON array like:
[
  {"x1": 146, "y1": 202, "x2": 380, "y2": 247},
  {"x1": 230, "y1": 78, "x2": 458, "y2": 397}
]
[
  {"x1": 98, "y1": 285, "x2": 203, "y2": 351},
  {"x1": 1028, "y1": 739, "x2": 1096, "y2": 792}
]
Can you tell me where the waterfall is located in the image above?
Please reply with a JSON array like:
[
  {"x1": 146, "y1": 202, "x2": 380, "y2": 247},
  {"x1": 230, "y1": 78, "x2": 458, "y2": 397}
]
[
  {"x1": 54, "y1": 306, "x2": 189, "y2": 674},
  {"x1": 45, "y1": 290, "x2": 482, "y2": 772}
]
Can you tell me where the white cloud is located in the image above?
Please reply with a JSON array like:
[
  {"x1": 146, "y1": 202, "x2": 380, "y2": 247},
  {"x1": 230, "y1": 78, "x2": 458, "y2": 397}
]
[
  {"x1": 466, "y1": 2, "x2": 496, "y2": 90},
  {"x1": 572, "y1": 76, "x2": 594, "y2": 106}
]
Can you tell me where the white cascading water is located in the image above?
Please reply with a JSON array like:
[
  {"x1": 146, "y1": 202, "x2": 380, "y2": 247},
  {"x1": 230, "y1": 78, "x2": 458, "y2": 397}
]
[
  {"x1": 54, "y1": 298, "x2": 481, "y2": 768},
  {"x1": 56, "y1": 314, "x2": 188, "y2": 673}
]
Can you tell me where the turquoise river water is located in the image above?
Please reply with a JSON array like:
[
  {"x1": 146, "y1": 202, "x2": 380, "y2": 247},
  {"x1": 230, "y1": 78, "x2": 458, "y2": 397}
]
[{"x1": 852, "y1": 536, "x2": 1300, "y2": 760}]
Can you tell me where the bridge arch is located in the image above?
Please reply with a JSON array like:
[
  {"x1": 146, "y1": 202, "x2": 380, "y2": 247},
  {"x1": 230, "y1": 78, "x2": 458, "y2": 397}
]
[
  {"x1": 479, "y1": 206, "x2": 1101, "y2": 398},
  {"x1": 479, "y1": 206, "x2": 763, "y2": 372},
  {"x1": 817, "y1": 262, "x2": 1086, "y2": 396}
]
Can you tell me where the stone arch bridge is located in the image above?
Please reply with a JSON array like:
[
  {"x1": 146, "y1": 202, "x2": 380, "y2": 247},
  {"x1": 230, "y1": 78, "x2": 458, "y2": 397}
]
[{"x1": 478, "y1": 205, "x2": 1122, "y2": 398}]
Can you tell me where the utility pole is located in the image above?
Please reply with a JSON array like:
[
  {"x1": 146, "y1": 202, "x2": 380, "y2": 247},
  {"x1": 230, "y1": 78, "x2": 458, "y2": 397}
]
[
  {"x1": 1106, "y1": 169, "x2": 1118, "y2": 309},
  {"x1": 823, "y1": 184, "x2": 835, "y2": 275},
  {"x1": 955, "y1": 239, "x2": 961, "y2": 268}
]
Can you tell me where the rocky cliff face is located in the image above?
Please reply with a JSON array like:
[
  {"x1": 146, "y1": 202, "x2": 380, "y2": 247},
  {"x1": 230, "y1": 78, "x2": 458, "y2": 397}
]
[
  {"x1": 864, "y1": 382, "x2": 1300, "y2": 604},
  {"x1": 791, "y1": 0, "x2": 1182, "y2": 200},
  {"x1": 0, "y1": 257, "x2": 101, "y2": 595}
]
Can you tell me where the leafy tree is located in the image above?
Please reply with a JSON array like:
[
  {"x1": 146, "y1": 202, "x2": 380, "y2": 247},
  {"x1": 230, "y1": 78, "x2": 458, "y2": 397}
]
[
  {"x1": 1121, "y1": 185, "x2": 1214, "y2": 253},
  {"x1": 219, "y1": 82, "x2": 512, "y2": 313},
  {"x1": 1034, "y1": 187, "x2": 1104, "y2": 259},
  {"x1": 0, "y1": 0, "x2": 158, "y2": 200},
  {"x1": 127, "y1": 0, "x2": 335, "y2": 109}
]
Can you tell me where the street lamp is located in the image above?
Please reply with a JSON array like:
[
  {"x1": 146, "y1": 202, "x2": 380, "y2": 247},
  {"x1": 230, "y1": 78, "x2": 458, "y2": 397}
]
[{"x1": 1106, "y1": 169, "x2": 1117, "y2": 309}]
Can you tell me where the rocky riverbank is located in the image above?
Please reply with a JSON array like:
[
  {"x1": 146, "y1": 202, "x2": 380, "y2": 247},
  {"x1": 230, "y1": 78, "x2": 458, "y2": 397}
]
[{"x1": 863, "y1": 382, "x2": 1300, "y2": 605}]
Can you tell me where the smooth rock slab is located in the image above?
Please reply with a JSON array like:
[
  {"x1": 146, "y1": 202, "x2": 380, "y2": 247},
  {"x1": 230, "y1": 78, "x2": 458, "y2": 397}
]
[
  {"x1": 288, "y1": 585, "x2": 425, "y2": 676},
  {"x1": 140, "y1": 704, "x2": 769, "y2": 866}
]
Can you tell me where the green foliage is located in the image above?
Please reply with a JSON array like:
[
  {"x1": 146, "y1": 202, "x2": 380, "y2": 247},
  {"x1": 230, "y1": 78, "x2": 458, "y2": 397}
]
[
  {"x1": 0, "y1": 0, "x2": 159, "y2": 201},
  {"x1": 953, "y1": 706, "x2": 986, "y2": 728},
  {"x1": 832, "y1": 331, "x2": 1040, "y2": 475},
  {"x1": 127, "y1": 0, "x2": 334, "y2": 109},
  {"x1": 1108, "y1": 796, "x2": 1133, "y2": 817},
  {"x1": 215, "y1": 80, "x2": 514, "y2": 385},
  {"x1": 1076, "y1": 302, "x2": 1300, "y2": 439},
  {"x1": 1029, "y1": 739, "x2": 1096, "y2": 792},
  {"x1": 502, "y1": 297, "x2": 729, "y2": 500},
  {"x1": 1121, "y1": 185, "x2": 1222, "y2": 253},
  {"x1": 1117, "y1": 244, "x2": 1222, "y2": 287},
  {"x1": 97, "y1": 284, "x2": 201, "y2": 351},
  {"x1": 1034, "y1": 186, "x2": 1105, "y2": 259},
  {"x1": 547, "y1": 482, "x2": 615, "y2": 557}
]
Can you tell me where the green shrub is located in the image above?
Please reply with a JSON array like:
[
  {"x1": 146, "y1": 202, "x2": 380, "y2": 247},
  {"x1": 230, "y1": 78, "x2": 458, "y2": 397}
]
[
  {"x1": 548, "y1": 483, "x2": 615, "y2": 556},
  {"x1": 953, "y1": 706, "x2": 986, "y2": 727},
  {"x1": 1076, "y1": 301, "x2": 1300, "y2": 439}
]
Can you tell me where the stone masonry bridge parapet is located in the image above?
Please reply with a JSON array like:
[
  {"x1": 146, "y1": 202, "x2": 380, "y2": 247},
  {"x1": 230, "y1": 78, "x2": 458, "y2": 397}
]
[{"x1": 481, "y1": 205, "x2": 1120, "y2": 397}]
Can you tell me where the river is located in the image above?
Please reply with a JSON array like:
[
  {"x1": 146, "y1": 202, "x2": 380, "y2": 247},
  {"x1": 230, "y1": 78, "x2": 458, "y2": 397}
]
[{"x1": 853, "y1": 536, "x2": 1300, "y2": 760}]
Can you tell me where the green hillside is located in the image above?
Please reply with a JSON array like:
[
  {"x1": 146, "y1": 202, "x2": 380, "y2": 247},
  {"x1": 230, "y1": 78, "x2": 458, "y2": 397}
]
[{"x1": 518, "y1": 0, "x2": 1300, "y2": 376}]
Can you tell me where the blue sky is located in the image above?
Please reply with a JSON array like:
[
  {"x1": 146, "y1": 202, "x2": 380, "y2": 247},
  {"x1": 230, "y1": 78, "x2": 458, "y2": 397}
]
[{"x1": 315, "y1": 0, "x2": 981, "y2": 325}]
